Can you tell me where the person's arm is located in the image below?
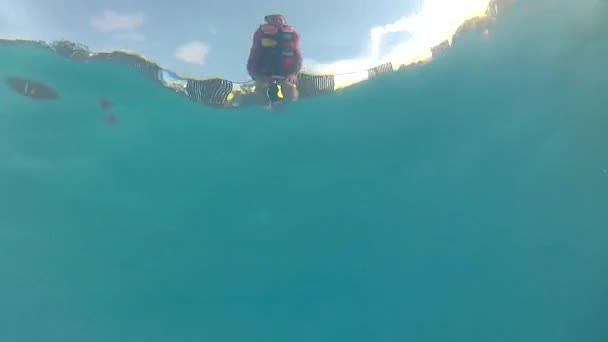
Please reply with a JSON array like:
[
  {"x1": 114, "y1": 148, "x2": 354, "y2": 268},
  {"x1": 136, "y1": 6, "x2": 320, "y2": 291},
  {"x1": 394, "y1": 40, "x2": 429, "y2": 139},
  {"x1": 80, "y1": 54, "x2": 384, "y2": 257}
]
[
  {"x1": 247, "y1": 27, "x2": 265, "y2": 80},
  {"x1": 291, "y1": 30, "x2": 302, "y2": 74}
]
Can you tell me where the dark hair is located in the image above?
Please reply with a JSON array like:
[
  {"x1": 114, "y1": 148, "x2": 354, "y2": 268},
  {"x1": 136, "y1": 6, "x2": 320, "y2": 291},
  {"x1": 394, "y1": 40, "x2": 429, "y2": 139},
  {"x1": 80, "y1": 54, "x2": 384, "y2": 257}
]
[{"x1": 264, "y1": 14, "x2": 285, "y2": 23}]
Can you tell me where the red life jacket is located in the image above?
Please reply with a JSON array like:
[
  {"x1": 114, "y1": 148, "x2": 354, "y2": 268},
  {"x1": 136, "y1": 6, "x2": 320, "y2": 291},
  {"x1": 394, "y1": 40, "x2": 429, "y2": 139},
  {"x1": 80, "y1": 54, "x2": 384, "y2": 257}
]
[{"x1": 255, "y1": 24, "x2": 299, "y2": 76}]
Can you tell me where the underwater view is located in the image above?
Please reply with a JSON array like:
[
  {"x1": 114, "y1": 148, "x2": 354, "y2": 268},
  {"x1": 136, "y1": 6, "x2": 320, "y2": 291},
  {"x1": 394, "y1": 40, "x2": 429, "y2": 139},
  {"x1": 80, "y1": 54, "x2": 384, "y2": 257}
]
[{"x1": 1, "y1": 0, "x2": 607, "y2": 341}]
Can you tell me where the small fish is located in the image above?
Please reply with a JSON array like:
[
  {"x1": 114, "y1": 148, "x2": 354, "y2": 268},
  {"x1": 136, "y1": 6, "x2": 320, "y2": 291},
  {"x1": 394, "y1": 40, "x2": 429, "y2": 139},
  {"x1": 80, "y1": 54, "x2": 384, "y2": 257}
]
[
  {"x1": 99, "y1": 98, "x2": 113, "y2": 110},
  {"x1": 4, "y1": 76, "x2": 60, "y2": 100},
  {"x1": 105, "y1": 113, "x2": 119, "y2": 126}
]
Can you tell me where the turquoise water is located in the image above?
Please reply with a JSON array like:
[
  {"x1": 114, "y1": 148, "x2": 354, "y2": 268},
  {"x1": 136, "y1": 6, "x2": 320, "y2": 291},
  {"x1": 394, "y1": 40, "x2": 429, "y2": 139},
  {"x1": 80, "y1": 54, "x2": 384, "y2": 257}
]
[{"x1": 1, "y1": 2, "x2": 607, "y2": 341}]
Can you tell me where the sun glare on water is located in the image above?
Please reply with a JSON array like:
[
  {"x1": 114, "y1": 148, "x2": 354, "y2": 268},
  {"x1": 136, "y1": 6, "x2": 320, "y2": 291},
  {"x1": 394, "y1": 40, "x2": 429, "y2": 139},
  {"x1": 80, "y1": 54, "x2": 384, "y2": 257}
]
[{"x1": 312, "y1": 0, "x2": 493, "y2": 89}]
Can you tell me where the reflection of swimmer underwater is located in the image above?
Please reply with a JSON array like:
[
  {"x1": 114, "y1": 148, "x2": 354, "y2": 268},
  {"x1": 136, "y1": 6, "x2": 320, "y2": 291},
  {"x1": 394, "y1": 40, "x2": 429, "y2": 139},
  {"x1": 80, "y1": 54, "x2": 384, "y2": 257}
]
[
  {"x1": 225, "y1": 79, "x2": 292, "y2": 109},
  {"x1": 246, "y1": 14, "x2": 301, "y2": 107}
]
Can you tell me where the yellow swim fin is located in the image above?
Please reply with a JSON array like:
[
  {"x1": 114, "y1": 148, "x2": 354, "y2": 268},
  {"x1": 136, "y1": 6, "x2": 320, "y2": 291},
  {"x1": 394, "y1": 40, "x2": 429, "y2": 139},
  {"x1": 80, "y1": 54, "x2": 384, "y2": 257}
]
[{"x1": 276, "y1": 85, "x2": 283, "y2": 99}]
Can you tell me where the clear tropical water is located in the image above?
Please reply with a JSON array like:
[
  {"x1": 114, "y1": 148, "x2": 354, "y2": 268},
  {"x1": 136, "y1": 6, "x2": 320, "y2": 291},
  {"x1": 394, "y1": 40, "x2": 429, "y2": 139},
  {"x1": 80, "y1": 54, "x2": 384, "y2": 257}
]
[{"x1": 0, "y1": 1, "x2": 607, "y2": 341}]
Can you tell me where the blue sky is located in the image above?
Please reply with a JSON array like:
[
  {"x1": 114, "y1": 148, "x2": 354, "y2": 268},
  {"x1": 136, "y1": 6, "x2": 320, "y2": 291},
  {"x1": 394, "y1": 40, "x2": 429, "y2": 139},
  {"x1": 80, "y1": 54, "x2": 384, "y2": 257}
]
[{"x1": 0, "y1": 0, "x2": 490, "y2": 81}]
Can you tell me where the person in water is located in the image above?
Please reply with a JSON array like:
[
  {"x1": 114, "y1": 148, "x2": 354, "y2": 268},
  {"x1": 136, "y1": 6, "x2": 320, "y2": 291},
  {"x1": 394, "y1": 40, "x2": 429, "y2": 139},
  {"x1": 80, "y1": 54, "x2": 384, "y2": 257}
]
[{"x1": 247, "y1": 14, "x2": 302, "y2": 104}]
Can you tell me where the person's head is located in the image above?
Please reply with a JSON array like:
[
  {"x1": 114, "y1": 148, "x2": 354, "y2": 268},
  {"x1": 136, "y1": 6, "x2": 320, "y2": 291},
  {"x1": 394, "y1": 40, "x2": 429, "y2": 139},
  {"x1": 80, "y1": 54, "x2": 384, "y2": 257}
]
[{"x1": 264, "y1": 14, "x2": 286, "y2": 26}]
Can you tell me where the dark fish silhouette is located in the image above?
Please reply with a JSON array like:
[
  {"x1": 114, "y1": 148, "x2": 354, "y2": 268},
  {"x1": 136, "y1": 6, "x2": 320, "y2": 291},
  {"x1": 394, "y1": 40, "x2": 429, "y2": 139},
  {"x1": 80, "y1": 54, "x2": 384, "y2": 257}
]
[
  {"x1": 4, "y1": 77, "x2": 60, "y2": 100},
  {"x1": 104, "y1": 112, "x2": 119, "y2": 126},
  {"x1": 99, "y1": 98, "x2": 113, "y2": 110}
]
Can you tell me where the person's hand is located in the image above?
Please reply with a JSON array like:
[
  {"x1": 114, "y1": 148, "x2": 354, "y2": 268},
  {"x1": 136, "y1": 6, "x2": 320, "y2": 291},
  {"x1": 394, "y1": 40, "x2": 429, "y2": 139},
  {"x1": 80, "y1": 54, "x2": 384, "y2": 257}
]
[{"x1": 285, "y1": 74, "x2": 298, "y2": 85}]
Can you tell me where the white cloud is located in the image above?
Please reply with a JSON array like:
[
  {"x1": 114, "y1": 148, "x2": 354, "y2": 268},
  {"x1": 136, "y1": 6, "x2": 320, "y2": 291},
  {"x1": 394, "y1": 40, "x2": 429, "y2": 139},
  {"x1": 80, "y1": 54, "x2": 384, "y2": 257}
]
[
  {"x1": 174, "y1": 41, "x2": 210, "y2": 65},
  {"x1": 90, "y1": 10, "x2": 145, "y2": 33},
  {"x1": 303, "y1": 58, "x2": 375, "y2": 76},
  {"x1": 305, "y1": 0, "x2": 492, "y2": 77}
]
